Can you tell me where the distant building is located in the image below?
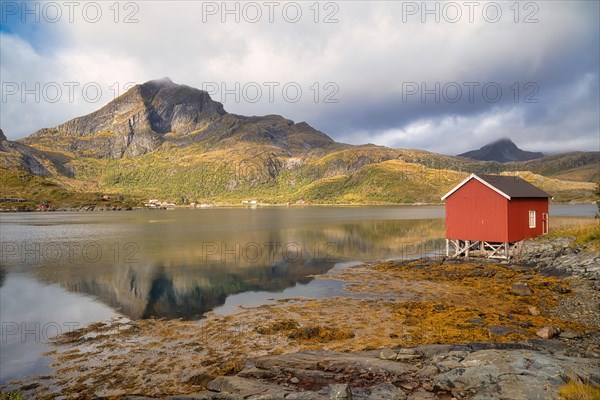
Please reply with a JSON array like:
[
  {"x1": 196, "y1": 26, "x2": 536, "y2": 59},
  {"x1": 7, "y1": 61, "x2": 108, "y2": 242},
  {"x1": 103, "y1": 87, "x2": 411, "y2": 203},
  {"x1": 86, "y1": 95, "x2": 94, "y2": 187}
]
[
  {"x1": 144, "y1": 199, "x2": 162, "y2": 208},
  {"x1": 442, "y1": 174, "x2": 550, "y2": 258}
]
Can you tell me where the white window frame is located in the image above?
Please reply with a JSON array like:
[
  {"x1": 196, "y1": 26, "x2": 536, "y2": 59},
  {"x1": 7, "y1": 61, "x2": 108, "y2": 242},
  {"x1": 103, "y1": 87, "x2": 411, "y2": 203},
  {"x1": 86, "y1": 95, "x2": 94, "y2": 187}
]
[{"x1": 529, "y1": 210, "x2": 536, "y2": 228}]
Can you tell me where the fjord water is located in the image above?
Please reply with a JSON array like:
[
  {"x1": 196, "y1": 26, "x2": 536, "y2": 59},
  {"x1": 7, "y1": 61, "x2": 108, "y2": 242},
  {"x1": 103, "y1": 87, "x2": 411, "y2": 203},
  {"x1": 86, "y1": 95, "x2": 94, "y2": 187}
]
[{"x1": 0, "y1": 205, "x2": 595, "y2": 382}]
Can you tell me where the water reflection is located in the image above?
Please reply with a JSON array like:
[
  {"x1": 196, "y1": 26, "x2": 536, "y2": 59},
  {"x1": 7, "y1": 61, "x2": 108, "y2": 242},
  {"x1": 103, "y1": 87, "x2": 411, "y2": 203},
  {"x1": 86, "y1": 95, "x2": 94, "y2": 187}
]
[
  {"x1": 54, "y1": 260, "x2": 340, "y2": 320},
  {"x1": 1, "y1": 205, "x2": 594, "y2": 322},
  {"x1": 1, "y1": 207, "x2": 446, "y2": 320},
  {"x1": 0, "y1": 274, "x2": 116, "y2": 382},
  {"x1": 0, "y1": 205, "x2": 595, "y2": 382}
]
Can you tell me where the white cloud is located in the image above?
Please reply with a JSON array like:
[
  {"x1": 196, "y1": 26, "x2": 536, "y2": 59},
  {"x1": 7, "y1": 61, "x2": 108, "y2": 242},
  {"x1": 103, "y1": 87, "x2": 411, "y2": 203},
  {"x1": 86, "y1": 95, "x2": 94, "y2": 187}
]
[{"x1": 1, "y1": 1, "x2": 598, "y2": 155}]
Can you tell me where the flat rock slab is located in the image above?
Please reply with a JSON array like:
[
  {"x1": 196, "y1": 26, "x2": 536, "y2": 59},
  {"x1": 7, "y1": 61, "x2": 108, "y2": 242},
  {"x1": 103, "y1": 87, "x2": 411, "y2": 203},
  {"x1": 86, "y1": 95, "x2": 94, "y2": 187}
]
[
  {"x1": 254, "y1": 350, "x2": 417, "y2": 376},
  {"x1": 204, "y1": 376, "x2": 291, "y2": 399},
  {"x1": 169, "y1": 341, "x2": 600, "y2": 400}
]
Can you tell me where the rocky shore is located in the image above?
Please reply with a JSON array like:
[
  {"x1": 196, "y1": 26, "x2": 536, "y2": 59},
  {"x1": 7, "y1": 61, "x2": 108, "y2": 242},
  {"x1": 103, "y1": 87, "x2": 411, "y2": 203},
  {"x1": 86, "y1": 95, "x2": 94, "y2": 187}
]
[
  {"x1": 518, "y1": 236, "x2": 600, "y2": 282},
  {"x1": 127, "y1": 236, "x2": 600, "y2": 400},
  {"x1": 124, "y1": 339, "x2": 599, "y2": 400},
  {"x1": 3, "y1": 234, "x2": 599, "y2": 400}
]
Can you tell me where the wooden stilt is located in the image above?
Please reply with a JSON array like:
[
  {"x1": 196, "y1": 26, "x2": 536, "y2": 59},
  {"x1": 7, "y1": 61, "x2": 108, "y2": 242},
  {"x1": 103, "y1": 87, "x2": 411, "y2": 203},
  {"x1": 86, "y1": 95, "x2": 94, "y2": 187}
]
[{"x1": 446, "y1": 239, "x2": 520, "y2": 259}]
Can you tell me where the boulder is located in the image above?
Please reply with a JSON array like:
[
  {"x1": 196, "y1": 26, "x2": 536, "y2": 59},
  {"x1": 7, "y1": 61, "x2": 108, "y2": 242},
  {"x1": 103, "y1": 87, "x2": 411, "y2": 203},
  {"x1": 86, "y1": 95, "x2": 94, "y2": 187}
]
[
  {"x1": 536, "y1": 326, "x2": 561, "y2": 339},
  {"x1": 528, "y1": 306, "x2": 540, "y2": 316},
  {"x1": 330, "y1": 384, "x2": 352, "y2": 399},
  {"x1": 367, "y1": 382, "x2": 407, "y2": 400},
  {"x1": 379, "y1": 347, "x2": 398, "y2": 360},
  {"x1": 511, "y1": 282, "x2": 533, "y2": 296}
]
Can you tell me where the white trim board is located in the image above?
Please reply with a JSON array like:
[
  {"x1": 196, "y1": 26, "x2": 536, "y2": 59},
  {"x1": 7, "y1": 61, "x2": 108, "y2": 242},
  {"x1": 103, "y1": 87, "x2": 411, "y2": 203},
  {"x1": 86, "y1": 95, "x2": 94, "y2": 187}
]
[{"x1": 441, "y1": 173, "x2": 511, "y2": 201}]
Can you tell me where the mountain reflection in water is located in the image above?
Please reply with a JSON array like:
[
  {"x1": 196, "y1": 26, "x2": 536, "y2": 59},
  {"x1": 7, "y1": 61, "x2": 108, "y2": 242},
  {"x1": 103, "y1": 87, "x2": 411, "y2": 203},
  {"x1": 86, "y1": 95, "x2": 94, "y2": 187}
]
[
  {"x1": 1, "y1": 207, "x2": 446, "y2": 320},
  {"x1": 57, "y1": 260, "x2": 338, "y2": 320}
]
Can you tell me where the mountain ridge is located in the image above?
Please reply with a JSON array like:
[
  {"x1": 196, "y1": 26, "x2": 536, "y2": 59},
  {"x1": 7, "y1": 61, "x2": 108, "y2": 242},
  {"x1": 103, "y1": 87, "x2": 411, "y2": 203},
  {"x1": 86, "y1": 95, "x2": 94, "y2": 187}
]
[
  {"x1": 458, "y1": 138, "x2": 545, "y2": 162},
  {"x1": 2, "y1": 79, "x2": 598, "y2": 209},
  {"x1": 22, "y1": 78, "x2": 338, "y2": 159}
]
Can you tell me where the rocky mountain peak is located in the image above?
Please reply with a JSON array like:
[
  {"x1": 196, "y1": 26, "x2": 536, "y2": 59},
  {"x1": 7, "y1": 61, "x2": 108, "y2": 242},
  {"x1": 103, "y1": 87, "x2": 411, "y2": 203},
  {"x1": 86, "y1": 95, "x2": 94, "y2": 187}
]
[
  {"x1": 22, "y1": 79, "x2": 337, "y2": 159},
  {"x1": 32, "y1": 78, "x2": 227, "y2": 137},
  {"x1": 26, "y1": 79, "x2": 229, "y2": 157},
  {"x1": 0, "y1": 129, "x2": 6, "y2": 142},
  {"x1": 458, "y1": 138, "x2": 544, "y2": 163}
]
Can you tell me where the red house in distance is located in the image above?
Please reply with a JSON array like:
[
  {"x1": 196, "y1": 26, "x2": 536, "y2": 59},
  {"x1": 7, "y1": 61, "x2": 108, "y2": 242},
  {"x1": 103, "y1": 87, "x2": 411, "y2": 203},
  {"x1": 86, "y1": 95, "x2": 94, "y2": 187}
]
[{"x1": 442, "y1": 174, "x2": 551, "y2": 258}]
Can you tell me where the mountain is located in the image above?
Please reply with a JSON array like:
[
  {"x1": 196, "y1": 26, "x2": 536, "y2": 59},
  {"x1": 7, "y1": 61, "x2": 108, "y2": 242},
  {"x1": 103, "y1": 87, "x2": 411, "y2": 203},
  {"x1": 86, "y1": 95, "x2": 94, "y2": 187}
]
[
  {"x1": 513, "y1": 152, "x2": 600, "y2": 183},
  {"x1": 0, "y1": 128, "x2": 70, "y2": 177},
  {"x1": 1, "y1": 79, "x2": 598, "y2": 209},
  {"x1": 458, "y1": 138, "x2": 544, "y2": 162},
  {"x1": 23, "y1": 77, "x2": 338, "y2": 159}
]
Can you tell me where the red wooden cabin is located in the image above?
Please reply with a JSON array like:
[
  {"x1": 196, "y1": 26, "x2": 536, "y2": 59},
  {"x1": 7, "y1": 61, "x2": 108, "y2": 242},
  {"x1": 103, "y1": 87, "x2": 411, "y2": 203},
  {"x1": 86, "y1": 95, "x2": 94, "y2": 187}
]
[{"x1": 442, "y1": 174, "x2": 550, "y2": 258}]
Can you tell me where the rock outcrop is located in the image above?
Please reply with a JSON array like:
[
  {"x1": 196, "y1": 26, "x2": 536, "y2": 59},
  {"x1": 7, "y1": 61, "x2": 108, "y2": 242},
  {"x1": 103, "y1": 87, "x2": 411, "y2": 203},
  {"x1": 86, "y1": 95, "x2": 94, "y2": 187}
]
[
  {"x1": 123, "y1": 341, "x2": 600, "y2": 400},
  {"x1": 517, "y1": 236, "x2": 600, "y2": 281}
]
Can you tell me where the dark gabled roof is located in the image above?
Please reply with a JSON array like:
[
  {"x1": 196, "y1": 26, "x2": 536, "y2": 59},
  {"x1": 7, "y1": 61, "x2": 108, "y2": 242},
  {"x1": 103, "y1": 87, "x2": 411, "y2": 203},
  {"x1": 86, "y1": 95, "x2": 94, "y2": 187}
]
[
  {"x1": 477, "y1": 174, "x2": 551, "y2": 198},
  {"x1": 442, "y1": 174, "x2": 551, "y2": 200}
]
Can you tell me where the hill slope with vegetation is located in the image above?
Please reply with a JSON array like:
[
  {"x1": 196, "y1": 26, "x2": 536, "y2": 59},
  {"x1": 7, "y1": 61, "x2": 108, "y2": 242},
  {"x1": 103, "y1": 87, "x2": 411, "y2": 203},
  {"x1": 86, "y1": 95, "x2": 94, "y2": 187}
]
[{"x1": 1, "y1": 79, "x2": 598, "y2": 209}]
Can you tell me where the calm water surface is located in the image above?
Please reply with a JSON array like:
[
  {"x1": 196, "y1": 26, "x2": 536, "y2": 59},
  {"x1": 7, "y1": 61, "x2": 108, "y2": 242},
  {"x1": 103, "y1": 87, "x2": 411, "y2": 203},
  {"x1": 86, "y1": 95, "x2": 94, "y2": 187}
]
[{"x1": 0, "y1": 204, "x2": 595, "y2": 382}]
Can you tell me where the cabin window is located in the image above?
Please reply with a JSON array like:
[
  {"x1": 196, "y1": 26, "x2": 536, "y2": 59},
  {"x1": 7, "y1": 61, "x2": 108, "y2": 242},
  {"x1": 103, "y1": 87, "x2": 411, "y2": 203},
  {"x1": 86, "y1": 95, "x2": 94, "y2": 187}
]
[{"x1": 529, "y1": 210, "x2": 536, "y2": 228}]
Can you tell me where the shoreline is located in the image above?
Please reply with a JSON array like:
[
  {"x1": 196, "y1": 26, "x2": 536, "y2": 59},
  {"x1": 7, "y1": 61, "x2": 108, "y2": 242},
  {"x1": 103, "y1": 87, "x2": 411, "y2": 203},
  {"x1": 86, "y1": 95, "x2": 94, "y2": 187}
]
[
  {"x1": 2, "y1": 232, "x2": 599, "y2": 399},
  {"x1": 0, "y1": 201, "x2": 596, "y2": 213}
]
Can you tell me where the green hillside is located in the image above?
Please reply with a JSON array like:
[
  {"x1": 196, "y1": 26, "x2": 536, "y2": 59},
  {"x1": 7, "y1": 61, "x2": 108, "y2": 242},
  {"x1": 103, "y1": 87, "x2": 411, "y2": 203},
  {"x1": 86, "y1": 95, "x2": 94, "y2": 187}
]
[
  {"x1": 2, "y1": 142, "x2": 595, "y2": 210},
  {"x1": 1, "y1": 79, "x2": 597, "y2": 210}
]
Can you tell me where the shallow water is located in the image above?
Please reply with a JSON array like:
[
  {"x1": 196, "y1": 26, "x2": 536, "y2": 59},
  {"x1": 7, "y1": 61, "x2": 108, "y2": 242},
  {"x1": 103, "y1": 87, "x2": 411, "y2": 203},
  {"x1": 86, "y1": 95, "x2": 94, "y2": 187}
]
[{"x1": 0, "y1": 204, "x2": 595, "y2": 382}]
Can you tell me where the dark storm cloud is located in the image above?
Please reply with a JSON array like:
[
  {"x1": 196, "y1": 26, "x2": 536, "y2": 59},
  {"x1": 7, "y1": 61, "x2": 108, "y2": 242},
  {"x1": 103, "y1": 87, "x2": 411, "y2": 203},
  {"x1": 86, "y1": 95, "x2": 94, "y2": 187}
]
[{"x1": 311, "y1": 2, "x2": 599, "y2": 153}]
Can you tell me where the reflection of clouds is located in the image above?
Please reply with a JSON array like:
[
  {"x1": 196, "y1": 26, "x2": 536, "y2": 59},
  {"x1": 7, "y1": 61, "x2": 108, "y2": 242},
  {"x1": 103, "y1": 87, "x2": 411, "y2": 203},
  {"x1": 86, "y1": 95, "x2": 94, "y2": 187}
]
[
  {"x1": 0, "y1": 274, "x2": 117, "y2": 383},
  {"x1": 1, "y1": 208, "x2": 448, "y2": 322},
  {"x1": 0, "y1": 205, "x2": 593, "y2": 383},
  {"x1": 36, "y1": 216, "x2": 443, "y2": 320},
  {"x1": 0, "y1": 275, "x2": 117, "y2": 330},
  {"x1": 549, "y1": 204, "x2": 597, "y2": 218},
  {"x1": 0, "y1": 208, "x2": 487, "y2": 382},
  {"x1": 214, "y1": 261, "x2": 364, "y2": 316}
]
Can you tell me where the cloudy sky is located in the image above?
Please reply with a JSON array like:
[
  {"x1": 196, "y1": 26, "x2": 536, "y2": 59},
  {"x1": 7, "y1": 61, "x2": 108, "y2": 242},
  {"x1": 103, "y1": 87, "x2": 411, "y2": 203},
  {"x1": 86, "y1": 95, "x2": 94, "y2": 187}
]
[{"x1": 1, "y1": 0, "x2": 598, "y2": 154}]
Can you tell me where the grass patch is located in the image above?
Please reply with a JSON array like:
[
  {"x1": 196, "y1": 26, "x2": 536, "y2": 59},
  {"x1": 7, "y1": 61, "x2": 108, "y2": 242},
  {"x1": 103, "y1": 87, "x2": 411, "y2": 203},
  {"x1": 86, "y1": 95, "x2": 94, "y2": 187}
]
[
  {"x1": 287, "y1": 326, "x2": 356, "y2": 342},
  {"x1": 547, "y1": 222, "x2": 600, "y2": 250},
  {"x1": 186, "y1": 372, "x2": 215, "y2": 389},
  {"x1": 0, "y1": 169, "x2": 142, "y2": 210},
  {"x1": 558, "y1": 380, "x2": 600, "y2": 400},
  {"x1": 256, "y1": 319, "x2": 299, "y2": 335},
  {"x1": 0, "y1": 392, "x2": 25, "y2": 400}
]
